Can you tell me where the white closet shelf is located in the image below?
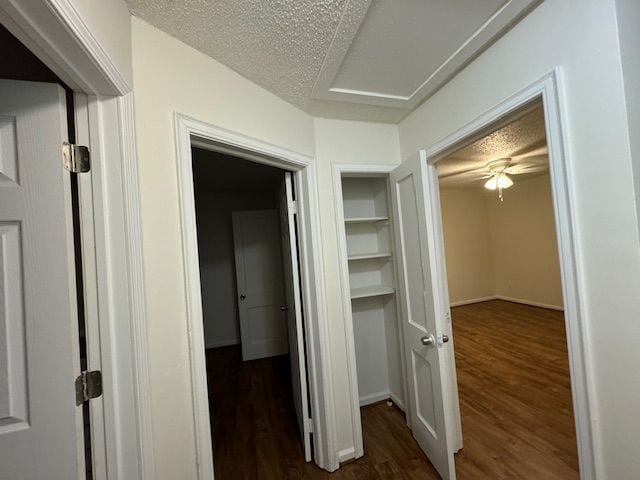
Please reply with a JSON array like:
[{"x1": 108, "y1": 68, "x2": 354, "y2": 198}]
[
  {"x1": 344, "y1": 216, "x2": 389, "y2": 224},
  {"x1": 347, "y1": 252, "x2": 392, "y2": 261},
  {"x1": 350, "y1": 285, "x2": 395, "y2": 300}
]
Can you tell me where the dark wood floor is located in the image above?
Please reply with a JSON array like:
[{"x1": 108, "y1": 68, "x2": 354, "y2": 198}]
[
  {"x1": 452, "y1": 300, "x2": 579, "y2": 479},
  {"x1": 206, "y1": 300, "x2": 579, "y2": 479}
]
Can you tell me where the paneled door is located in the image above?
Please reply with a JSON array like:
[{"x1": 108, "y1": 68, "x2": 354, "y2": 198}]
[
  {"x1": 232, "y1": 209, "x2": 288, "y2": 360},
  {"x1": 279, "y1": 171, "x2": 312, "y2": 462},
  {"x1": 390, "y1": 150, "x2": 457, "y2": 479},
  {"x1": 0, "y1": 80, "x2": 84, "y2": 478}
]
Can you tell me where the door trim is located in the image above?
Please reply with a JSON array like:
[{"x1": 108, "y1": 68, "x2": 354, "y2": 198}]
[
  {"x1": 419, "y1": 69, "x2": 596, "y2": 480},
  {"x1": 174, "y1": 113, "x2": 337, "y2": 477},
  {"x1": 330, "y1": 163, "x2": 405, "y2": 463}
]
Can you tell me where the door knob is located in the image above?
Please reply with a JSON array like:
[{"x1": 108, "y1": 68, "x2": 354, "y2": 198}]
[
  {"x1": 240, "y1": 294, "x2": 246, "y2": 301},
  {"x1": 280, "y1": 305, "x2": 288, "y2": 311},
  {"x1": 421, "y1": 334, "x2": 435, "y2": 346}
]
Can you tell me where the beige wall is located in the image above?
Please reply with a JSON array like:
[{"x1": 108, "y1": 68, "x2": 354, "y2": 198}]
[
  {"x1": 131, "y1": 18, "x2": 315, "y2": 479},
  {"x1": 488, "y1": 175, "x2": 563, "y2": 308},
  {"x1": 439, "y1": 188, "x2": 495, "y2": 304},
  {"x1": 399, "y1": 0, "x2": 640, "y2": 476},
  {"x1": 441, "y1": 176, "x2": 563, "y2": 309}
]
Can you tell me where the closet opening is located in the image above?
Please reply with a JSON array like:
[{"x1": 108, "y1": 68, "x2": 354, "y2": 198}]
[
  {"x1": 333, "y1": 167, "x2": 443, "y2": 477},
  {"x1": 435, "y1": 99, "x2": 580, "y2": 478},
  {"x1": 191, "y1": 147, "x2": 312, "y2": 478}
]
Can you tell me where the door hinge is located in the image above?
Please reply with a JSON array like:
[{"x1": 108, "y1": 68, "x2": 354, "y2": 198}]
[
  {"x1": 290, "y1": 200, "x2": 298, "y2": 215},
  {"x1": 75, "y1": 370, "x2": 102, "y2": 405},
  {"x1": 304, "y1": 417, "x2": 314, "y2": 433},
  {"x1": 62, "y1": 142, "x2": 90, "y2": 173}
]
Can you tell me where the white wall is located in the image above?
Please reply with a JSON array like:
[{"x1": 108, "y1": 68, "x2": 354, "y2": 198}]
[
  {"x1": 131, "y1": 18, "x2": 403, "y2": 475},
  {"x1": 194, "y1": 190, "x2": 277, "y2": 349},
  {"x1": 399, "y1": 0, "x2": 640, "y2": 477},
  {"x1": 131, "y1": 18, "x2": 315, "y2": 479},
  {"x1": 70, "y1": 0, "x2": 133, "y2": 88},
  {"x1": 439, "y1": 188, "x2": 495, "y2": 304}
]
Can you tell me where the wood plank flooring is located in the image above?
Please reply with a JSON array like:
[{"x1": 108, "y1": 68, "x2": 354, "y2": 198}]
[
  {"x1": 452, "y1": 300, "x2": 579, "y2": 479},
  {"x1": 206, "y1": 300, "x2": 579, "y2": 479}
]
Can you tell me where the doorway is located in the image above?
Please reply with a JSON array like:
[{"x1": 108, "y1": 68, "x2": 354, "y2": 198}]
[
  {"x1": 191, "y1": 148, "x2": 312, "y2": 477},
  {"x1": 336, "y1": 75, "x2": 593, "y2": 480},
  {"x1": 436, "y1": 101, "x2": 579, "y2": 478}
]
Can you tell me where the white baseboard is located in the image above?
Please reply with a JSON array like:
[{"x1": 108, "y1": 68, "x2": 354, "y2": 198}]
[
  {"x1": 205, "y1": 339, "x2": 240, "y2": 349},
  {"x1": 389, "y1": 392, "x2": 406, "y2": 412},
  {"x1": 359, "y1": 391, "x2": 392, "y2": 407},
  {"x1": 495, "y1": 295, "x2": 564, "y2": 311},
  {"x1": 337, "y1": 447, "x2": 357, "y2": 464},
  {"x1": 450, "y1": 295, "x2": 563, "y2": 311},
  {"x1": 449, "y1": 295, "x2": 497, "y2": 307}
]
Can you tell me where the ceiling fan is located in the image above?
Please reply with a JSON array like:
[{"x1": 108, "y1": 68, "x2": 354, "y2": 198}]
[
  {"x1": 438, "y1": 145, "x2": 549, "y2": 201},
  {"x1": 482, "y1": 158, "x2": 521, "y2": 201}
]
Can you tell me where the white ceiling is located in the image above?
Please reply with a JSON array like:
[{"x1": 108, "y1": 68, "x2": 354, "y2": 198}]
[
  {"x1": 437, "y1": 102, "x2": 549, "y2": 188},
  {"x1": 125, "y1": 0, "x2": 541, "y2": 123}
]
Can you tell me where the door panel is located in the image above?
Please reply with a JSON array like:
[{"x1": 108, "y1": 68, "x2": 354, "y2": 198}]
[
  {"x1": 0, "y1": 79, "x2": 83, "y2": 479},
  {"x1": 232, "y1": 210, "x2": 288, "y2": 360},
  {"x1": 279, "y1": 172, "x2": 312, "y2": 462},
  {"x1": 390, "y1": 150, "x2": 456, "y2": 480}
]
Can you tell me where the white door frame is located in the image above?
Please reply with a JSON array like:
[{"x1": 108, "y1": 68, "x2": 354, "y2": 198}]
[
  {"x1": 0, "y1": 1, "x2": 155, "y2": 478},
  {"x1": 420, "y1": 69, "x2": 596, "y2": 480},
  {"x1": 174, "y1": 113, "x2": 337, "y2": 478},
  {"x1": 330, "y1": 163, "x2": 407, "y2": 463}
]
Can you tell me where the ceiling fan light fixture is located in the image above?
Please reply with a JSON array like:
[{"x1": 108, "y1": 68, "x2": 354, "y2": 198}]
[{"x1": 484, "y1": 172, "x2": 513, "y2": 190}]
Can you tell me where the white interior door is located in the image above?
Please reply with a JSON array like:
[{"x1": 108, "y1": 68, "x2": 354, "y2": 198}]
[
  {"x1": 390, "y1": 150, "x2": 456, "y2": 480},
  {"x1": 279, "y1": 172, "x2": 312, "y2": 462},
  {"x1": 0, "y1": 80, "x2": 84, "y2": 479},
  {"x1": 232, "y1": 209, "x2": 288, "y2": 361}
]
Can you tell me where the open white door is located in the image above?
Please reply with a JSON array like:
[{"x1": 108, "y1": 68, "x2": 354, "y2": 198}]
[
  {"x1": 390, "y1": 150, "x2": 456, "y2": 479},
  {"x1": 279, "y1": 172, "x2": 312, "y2": 462},
  {"x1": 0, "y1": 80, "x2": 84, "y2": 478},
  {"x1": 232, "y1": 210, "x2": 288, "y2": 360}
]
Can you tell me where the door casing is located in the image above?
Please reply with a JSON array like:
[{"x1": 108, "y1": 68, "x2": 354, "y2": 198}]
[
  {"x1": 174, "y1": 113, "x2": 336, "y2": 478},
  {"x1": 415, "y1": 70, "x2": 595, "y2": 480}
]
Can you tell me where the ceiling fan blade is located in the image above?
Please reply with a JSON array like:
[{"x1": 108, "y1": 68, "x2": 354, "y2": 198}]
[
  {"x1": 511, "y1": 144, "x2": 548, "y2": 160},
  {"x1": 505, "y1": 163, "x2": 549, "y2": 175}
]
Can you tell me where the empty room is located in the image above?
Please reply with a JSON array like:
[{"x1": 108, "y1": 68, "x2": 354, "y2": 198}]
[
  {"x1": 437, "y1": 103, "x2": 579, "y2": 478},
  {"x1": 0, "y1": 1, "x2": 638, "y2": 480}
]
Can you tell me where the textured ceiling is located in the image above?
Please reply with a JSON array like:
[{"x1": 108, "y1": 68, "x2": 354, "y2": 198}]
[
  {"x1": 437, "y1": 103, "x2": 549, "y2": 188},
  {"x1": 125, "y1": 0, "x2": 402, "y2": 119},
  {"x1": 125, "y1": 0, "x2": 540, "y2": 123}
]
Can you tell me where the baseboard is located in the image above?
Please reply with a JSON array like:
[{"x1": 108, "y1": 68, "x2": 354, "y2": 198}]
[
  {"x1": 205, "y1": 339, "x2": 240, "y2": 349},
  {"x1": 495, "y1": 295, "x2": 564, "y2": 311},
  {"x1": 359, "y1": 391, "x2": 391, "y2": 407},
  {"x1": 449, "y1": 295, "x2": 498, "y2": 307},
  {"x1": 337, "y1": 447, "x2": 357, "y2": 464},
  {"x1": 389, "y1": 392, "x2": 406, "y2": 412},
  {"x1": 450, "y1": 295, "x2": 564, "y2": 311}
]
